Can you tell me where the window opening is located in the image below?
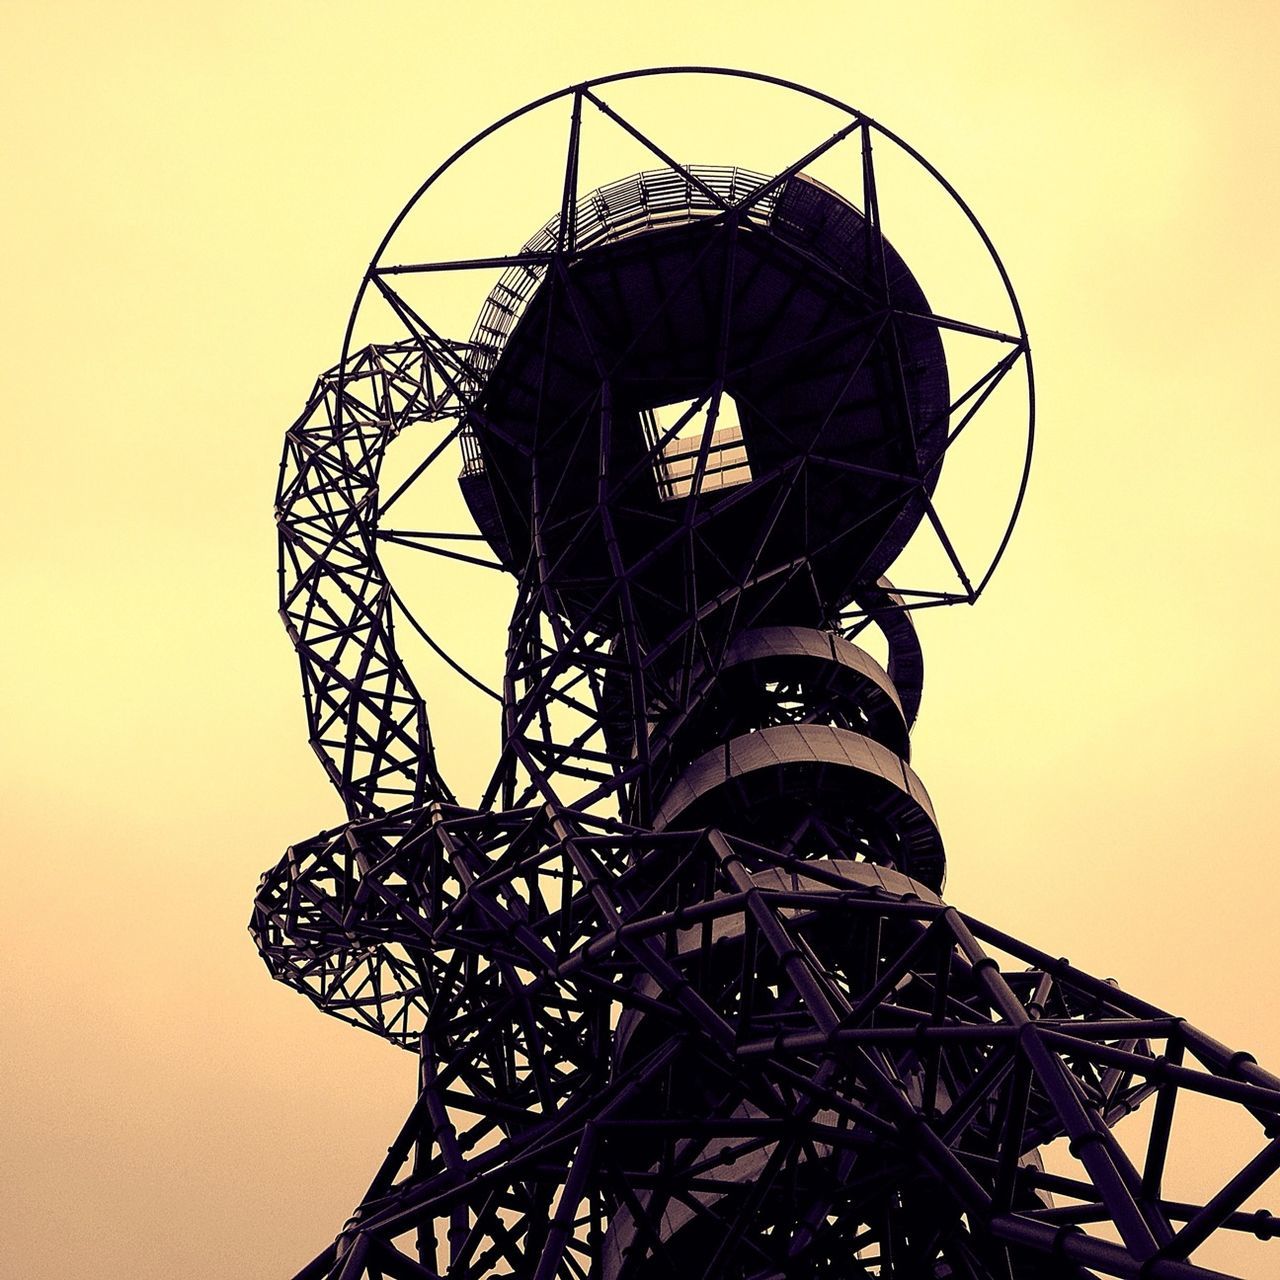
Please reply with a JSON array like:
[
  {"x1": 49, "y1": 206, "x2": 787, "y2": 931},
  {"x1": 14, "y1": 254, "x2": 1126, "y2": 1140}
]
[{"x1": 641, "y1": 395, "x2": 753, "y2": 502}]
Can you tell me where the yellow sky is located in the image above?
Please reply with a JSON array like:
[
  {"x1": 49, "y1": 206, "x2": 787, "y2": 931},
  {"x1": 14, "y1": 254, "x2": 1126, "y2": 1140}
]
[{"x1": 3, "y1": 3, "x2": 1279, "y2": 1276}]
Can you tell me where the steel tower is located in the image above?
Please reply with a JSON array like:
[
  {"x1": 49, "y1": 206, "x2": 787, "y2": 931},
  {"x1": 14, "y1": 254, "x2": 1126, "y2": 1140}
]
[{"x1": 254, "y1": 70, "x2": 1280, "y2": 1279}]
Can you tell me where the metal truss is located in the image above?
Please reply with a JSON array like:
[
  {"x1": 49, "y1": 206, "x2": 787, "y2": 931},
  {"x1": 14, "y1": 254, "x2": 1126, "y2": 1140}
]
[
  {"x1": 276, "y1": 340, "x2": 474, "y2": 819},
  {"x1": 254, "y1": 69, "x2": 1279, "y2": 1279},
  {"x1": 256, "y1": 805, "x2": 1280, "y2": 1279}
]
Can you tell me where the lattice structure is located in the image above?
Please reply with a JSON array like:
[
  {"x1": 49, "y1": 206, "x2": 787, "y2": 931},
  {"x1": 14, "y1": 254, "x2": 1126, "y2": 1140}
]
[
  {"x1": 253, "y1": 69, "x2": 1280, "y2": 1279},
  {"x1": 276, "y1": 341, "x2": 466, "y2": 818},
  {"x1": 256, "y1": 804, "x2": 1280, "y2": 1279}
]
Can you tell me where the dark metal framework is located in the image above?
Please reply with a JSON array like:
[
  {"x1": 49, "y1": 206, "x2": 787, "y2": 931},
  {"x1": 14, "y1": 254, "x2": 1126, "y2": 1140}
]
[{"x1": 254, "y1": 69, "x2": 1279, "y2": 1279}]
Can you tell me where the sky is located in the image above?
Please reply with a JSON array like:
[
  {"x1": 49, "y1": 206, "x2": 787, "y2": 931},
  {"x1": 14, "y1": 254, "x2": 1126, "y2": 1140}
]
[{"x1": 3, "y1": 3, "x2": 1279, "y2": 1276}]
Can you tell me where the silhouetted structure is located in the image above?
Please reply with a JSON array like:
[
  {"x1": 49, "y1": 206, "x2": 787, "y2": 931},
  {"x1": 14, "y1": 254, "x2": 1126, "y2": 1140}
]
[{"x1": 254, "y1": 69, "x2": 1280, "y2": 1279}]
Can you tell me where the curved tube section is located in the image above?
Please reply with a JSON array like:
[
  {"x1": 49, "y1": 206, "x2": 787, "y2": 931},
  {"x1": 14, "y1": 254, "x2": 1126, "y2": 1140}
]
[{"x1": 275, "y1": 341, "x2": 453, "y2": 820}]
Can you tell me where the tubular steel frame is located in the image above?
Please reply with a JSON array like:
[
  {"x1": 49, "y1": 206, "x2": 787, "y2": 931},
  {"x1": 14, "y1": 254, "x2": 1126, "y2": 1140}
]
[{"x1": 253, "y1": 68, "x2": 1278, "y2": 1280}]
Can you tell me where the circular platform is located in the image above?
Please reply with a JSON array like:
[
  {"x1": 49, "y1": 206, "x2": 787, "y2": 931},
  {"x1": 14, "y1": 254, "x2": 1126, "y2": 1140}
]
[{"x1": 466, "y1": 167, "x2": 950, "y2": 636}]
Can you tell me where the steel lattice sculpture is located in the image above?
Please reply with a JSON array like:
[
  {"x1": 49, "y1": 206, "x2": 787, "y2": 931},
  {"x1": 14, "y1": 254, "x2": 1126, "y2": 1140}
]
[{"x1": 253, "y1": 69, "x2": 1280, "y2": 1279}]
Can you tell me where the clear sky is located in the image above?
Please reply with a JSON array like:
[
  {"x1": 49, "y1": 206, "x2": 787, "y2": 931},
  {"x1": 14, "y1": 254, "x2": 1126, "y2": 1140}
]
[{"x1": 3, "y1": 3, "x2": 1279, "y2": 1276}]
